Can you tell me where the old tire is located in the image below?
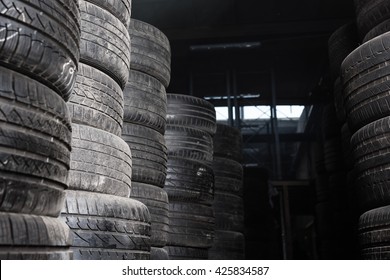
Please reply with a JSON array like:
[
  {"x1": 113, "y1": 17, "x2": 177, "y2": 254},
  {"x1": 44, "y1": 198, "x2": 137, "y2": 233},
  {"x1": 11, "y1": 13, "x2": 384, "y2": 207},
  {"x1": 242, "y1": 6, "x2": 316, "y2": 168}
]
[
  {"x1": 213, "y1": 124, "x2": 243, "y2": 162},
  {"x1": 151, "y1": 247, "x2": 169, "y2": 260},
  {"x1": 165, "y1": 246, "x2": 208, "y2": 260},
  {"x1": 86, "y1": 0, "x2": 132, "y2": 28},
  {"x1": 213, "y1": 157, "x2": 243, "y2": 197},
  {"x1": 213, "y1": 192, "x2": 245, "y2": 232},
  {"x1": 208, "y1": 230, "x2": 245, "y2": 260}
]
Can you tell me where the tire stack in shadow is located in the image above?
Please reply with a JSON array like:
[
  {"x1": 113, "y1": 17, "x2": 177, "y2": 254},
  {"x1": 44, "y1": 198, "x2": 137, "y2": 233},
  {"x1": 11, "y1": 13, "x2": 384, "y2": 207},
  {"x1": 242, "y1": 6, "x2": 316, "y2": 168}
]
[
  {"x1": 0, "y1": 0, "x2": 80, "y2": 260},
  {"x1": 340, "y1": 0, "x2": 390, "y2": 259},
  {"x1": 61, "y1": 0, "x2": 152, "y2": 260},
  {"x1": 122, "y1": 19, "x2": 171, "y2": 260},
  {"x1": 164, "y1": 94, "x2": 216, "y2": 260},
  {"x1": 209, "y1": 124, "x2": 245, "y2": 259}
]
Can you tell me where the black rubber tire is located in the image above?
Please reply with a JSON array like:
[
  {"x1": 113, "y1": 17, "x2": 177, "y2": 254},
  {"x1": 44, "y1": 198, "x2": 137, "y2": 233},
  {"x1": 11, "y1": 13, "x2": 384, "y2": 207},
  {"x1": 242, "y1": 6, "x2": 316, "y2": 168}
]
[
  {"x1": 129, "y1": 19, "x2": 171, "y2": 87},
  {"x1": 131, "y1": 182, "x2": 169, "y2": 247},
  {"x1": 123, "y1": 70, "x2": 167, "y2": 134},
  {"x1": 0, "y1": 212, "x2": 72, "y2": 260},
  {"x1": 213, "y1": 192, "x2": 245, "y2": 232},
  {"x1": 68, "y1": 63, "x2": 124, "y2": 136},
  {"x1": 168, "y1": 201, "x2": 215, "y2": 248},
  {"x1": 0, "y1": 67, "x2": 71, "y2": 217},
  {"x1": 165, "y1": 246, "x2": 208, "y2": 260},
  {"x1": 0, "y1": 0, "x2": 80, "y2": 101},
  {"x1": 79, "y1": 0, "x2": 130, "y2": 89},
  {"x1": 323, "y1": 138, "x2": 344, "y2": 173},
  {"x1": 208, "y1": 230, "x2": 245, "y2": 260},
  {"x1": 321, "y1": 103, "x2": 341, "y2": 139},
  {"x1": 341, "y1": 122, "x2": 353, "y2": 170},
  {"x1": 69, "y1": 124, "x2": 132, "y2": 197},
  {"x1": 334, "y1": 77, "x2": 347, "y2": 124},
  {"x1": 213, "y1": 157, "x2": 243, "y2": 197},
  {"x1": 213, "y1": 124, "x2": 243, "y2": 162},
  {"x1": 121, "y1": 123, "x2": 167, "y2": 187},
  {"x1": 341, "y1": 31, "x2": 390, "y2": 133},
  {"x1": 359, "y1": 205, "x2": 390, "y2": 259},
  {"x1": 151, "y1": 247, "x2": 169, "y2": 260},
  {"x1": 164, "y1": 157, "x2": 214, "y2": 205},
  {"x1": 328, "y1": 22, "x2": 358, "y2": 81},
  {"x1": 166, "y1": 94, "x2": 217, "y2": 135},
  {"x1": 85, "y1": 0, "x2": 132, "y2": 28},
  {"x1": 61, "y1": 190, "x2": 151, "y2": 260},
  {"x1": 364, "y1": 19, "x2": 390, "y2": 42},
  {"x1": 165, "y1": 125, "x2": 213, "y2": 165},
  {"x1": 351, "y1": 116, "x2": 390, "y2": 211}
]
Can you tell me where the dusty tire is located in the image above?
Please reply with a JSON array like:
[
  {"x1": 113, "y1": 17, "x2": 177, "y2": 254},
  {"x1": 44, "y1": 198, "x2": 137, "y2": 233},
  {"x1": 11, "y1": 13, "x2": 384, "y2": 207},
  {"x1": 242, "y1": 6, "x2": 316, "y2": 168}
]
[
  {"x1": 68, "y1": 63, "x2": 124, "y2": 136},
  {"x1": 131, "y1": 182, "x2": 169, "y2": 247},
  {"x1": 86, "y1": 0, "x2": 132, "y2": 28},
  {"x1": 364, "y1": 19, "x2": 390, "y2": 42},
  {"x1": 129, "y1": 19, "x2": 171, "y2": 87},
  {"x1": 0, "y1": 67, "x2": 71, "y2": 217},
  {"x1": 213, "y1": 192, "x2": 244, "y2": 232},
  {"x1": 208, "y1": 230, "x2": 245, "y2": 260},
  {"x1": 165, "y1": 125, "x2": 213, "y2": 165},
  {"x1": 165, "y1": 158, "x2": 214, "y2": 205},
  {"x1": 61, "y1": 190, "x2": 151, "y2": 260},
  {"x1": 213, "y1": 157, "x2": 243, "y2": 197},
  {"x1": 124, "y1": 70, "x2": 167, "y2": 134},
  {"x1": 167, "y1": 94, "x2": 217, "y2": 135},
  {"x1": 165, "y1": 246, "x2": 208, "y2": 260},
  {"x1": 0, "y1": 213, "x2": 72, "y2": 260},
  {"x1": 213, "y1": 124, "x2": 243, "y2": 162},
  {"x1": 69, "y1": 124, "x2": 132, "y2": 197},
  {"x1": 121, "y1": 123, "x2": 167, "y2": 187},
  {"x1": 341, "y1": 31, "x2": 390, "y2": 133},
  {"x1": 79, "y1": 1, "x2": 130, "y2": 88},
  {"x1": 168, "y1": 202, "x2": 214, "y2": 248},
  {"x1": 151, "y1": 247, "x2": 169, "y2": 260},
  {"x1": 0, "y1": 0, "x2": 80, "y2": 100}
]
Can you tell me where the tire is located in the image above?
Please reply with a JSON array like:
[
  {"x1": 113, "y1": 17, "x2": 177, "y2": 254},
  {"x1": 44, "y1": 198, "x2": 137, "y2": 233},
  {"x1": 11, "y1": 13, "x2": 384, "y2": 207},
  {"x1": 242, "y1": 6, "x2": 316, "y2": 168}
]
[
  {"x1": 341, "y1": 31, "x2": 390, "y2": 133},
  {"x1": 151, "y1": 247, "x2": 169, "y2": 260},
  {"x1": 323, "y1": 138, "x2": 344, "y2": 173},
  {"x1": 341, "y1": 122, "x2": 353, "y2": 170},
  {"x1": 129, "y1": 19, "x2": 171, "y2": 87},
  {"x1": 0, "y1": 0, "x2": 80, "y2": 100},
  {"x1": 321, "y1": 104, "x2": 341, "y2": 139},
  {"x1": 164, "y1": 157, "x2": 214, "y2": 205},
  {"x1": 334, "y1": 78, "x2": 346, "y2": 123},
  {"x1": 131, "y1": 182, "x2": 169, "y2": 247},
  {"x1": 0, "y1": 67, "x2": 71, "y2": 217},
  {"x1": 124, "y1": 70, "x2": 167, "y2": 134},
  {"x1": 213, "y1": 157, "x2": 243, "y2": 197},
  {"x1": 165, "y1": 125, "x2": 213, "y2": 165},
  {"x1": 165, "y1": 246, "x2": 208, "y2": 260},
  {"x1": 208, "y1": 230, "x2": 245, "y2": 260},
  {"x1": 69, "y1": 124, "x2": 132, "y2": 197},
  {"x1": 351, "y1": 116, "x2": 390, "y2": 210},
  {"x1": 0, "y1": 213, "x2": 72, "y2": 260},
  {"x1": 61, "y1": 190, "x2": 151, "y2": 260},
  {"x1": 68, "y1": 63, "x2": 124, "y2": 136},
  {"x1": 359, "y1": 205, "x2": 390, "y2": 259},
  {"x1": 166, "y1": 94, "x2": 217, "y2": 135},
  {"x1": 121, "y1": 123, "x2": 167, "y2": 187},
  {"x1": 168, "y1": 202, "x2": 215, "y2": 248},
  {"x1": 85, "y1": 0, "x2": 131, "y2": 28},
  {"x1": 364, "y1": 19, "x2": 390, "y2": 42},
  {"x1": 213, "y1": 192, "x2": 244, "y2": 232},
  {"x1": 213, "y1": 124, "x2": 243, "y2": 162},
  {"x1": 79, "y1": 0, "x2": 130, "y2": 89}
]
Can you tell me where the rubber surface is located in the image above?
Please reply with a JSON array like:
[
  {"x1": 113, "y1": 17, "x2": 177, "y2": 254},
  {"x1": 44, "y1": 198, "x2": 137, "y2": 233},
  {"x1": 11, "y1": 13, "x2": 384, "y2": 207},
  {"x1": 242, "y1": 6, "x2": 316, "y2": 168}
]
[
  {"x1": 86, "y1": 0, "x2": 132, "y2": 28},
  {"x1": 213, "y1": 157, "x2": 243, "y2": 197},
  {"x1": 213, "y1": 124, "x2": 243, "y2": 162},
  {"x1": 165, "y1": 246, "x2": 208, "y2": 260},
  {"x1": 208, "y1": 230, "x2": 245, "y2": 260}
]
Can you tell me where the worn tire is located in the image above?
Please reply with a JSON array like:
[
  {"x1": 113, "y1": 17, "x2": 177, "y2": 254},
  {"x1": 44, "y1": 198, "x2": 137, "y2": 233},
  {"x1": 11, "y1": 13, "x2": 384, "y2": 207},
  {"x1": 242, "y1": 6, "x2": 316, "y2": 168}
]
[
  {"x1": 68, "y1": 63, "x2": 124, "y2": 136},
  {"x1": 129, "y1": 19, "x2": 171, "y2": 87},
  {"x1": 0, "y1": 67, "x2": 71, "y2": 217},
  {"x1": 323, "y1": 138, "x2": 344, "y2": 173},
  {"x1": 364, "y1": 19, "x2": 390, "y2": 42},
  {"x1": 151, "y1": 247, "x2": 169, "y2": 260},
  {"x1": 208, "y1": 230, "x2": 245, "y2": 260},
  {"x1": 131, "y1": 182, "x2": 169, "y2": 247},
  {"x1": 359, "y1": 205, "x2": 390, "y2": 259},
  {"x1": 79, "y1": 1, "x2": 130, "y2": 88},
  {"x1": 165, "y1": 157, "x2": 214, "y2": 205},
  {"x1": 124, "y1": 70, "x2": 167, "y2": 134},
  {"x1": 0, "y1": 213, "x2": 72, "y2": 260},
  {"x1": 61, "y1": 190, "x2": 151, "y2": 260},
  {"x1": 165, "y1": 246, "x2": 208, "y2": 260},
  {"x1": 213, "y1": 124, "x2": 243, "y2": 162},
  {"x1": 342, "y1": 31, "x2": 390, "y2": 133},
  {"x1": 213, "y1": 157, "x2": 243, "y2": 197},
  {"x1": 165, "y1": 125, "x2": 213, "y2": 165},
  {"x1": 86, "y1": 0, "x2": 131, "y2": 28},
  {"x1": 168, "y1": 202, "x2": 214, "y2": 248},
  {"x1": 167, "y1": 94, "x2": 216, "y2": 135},
  {"x1": 69, "y1": 124, "x2": 132, "y2": 197},
  {"x1": 122, "y1": 123, "x2": 167, "y2": 187},
  {"x1": 334, "y1": 78, "x2": 346, "y2": 125},
  {"x1": 0, "y1": 0, "x2": 80, "y2": 100},
  {"x1": 213, "y1": 192, "x2": 245, "y2": 232}
]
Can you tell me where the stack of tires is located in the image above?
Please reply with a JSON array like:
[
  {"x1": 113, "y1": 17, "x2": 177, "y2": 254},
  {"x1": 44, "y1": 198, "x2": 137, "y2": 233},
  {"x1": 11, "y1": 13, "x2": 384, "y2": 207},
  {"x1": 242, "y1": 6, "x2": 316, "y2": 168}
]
[
  {"x1": 0, "y1": 0, "x2": 81, "y2": 260},
  {"x1": 340, "y1": 0, "x2": 390, "y2": 259},
  {"x1": 61, "y1": 0, "x2": 152, "y2": 260},
  {"x1": 209, "y1": 124, "x2": 245, "y2": 260},
  {"x1": 164, "y1": 94, "x2": 216, "y2": 260},
  {"x1": 122, "y1": 19, "x2": 171, "y2": 260}
]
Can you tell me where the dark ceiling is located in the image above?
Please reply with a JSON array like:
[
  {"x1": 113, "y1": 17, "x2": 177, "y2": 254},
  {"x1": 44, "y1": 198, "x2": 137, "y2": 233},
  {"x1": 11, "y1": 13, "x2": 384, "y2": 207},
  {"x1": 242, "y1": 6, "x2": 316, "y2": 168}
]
[{"x1": 132, "y1": 0, "x2": 355, "y2": 105}]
